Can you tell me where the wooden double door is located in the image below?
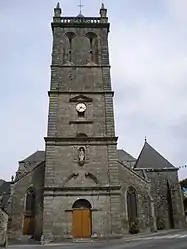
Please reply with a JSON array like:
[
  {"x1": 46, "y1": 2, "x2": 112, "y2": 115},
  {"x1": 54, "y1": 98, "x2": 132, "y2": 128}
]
[{"x1": 72, "y1": 208, "x2": 92, "y2": 238}]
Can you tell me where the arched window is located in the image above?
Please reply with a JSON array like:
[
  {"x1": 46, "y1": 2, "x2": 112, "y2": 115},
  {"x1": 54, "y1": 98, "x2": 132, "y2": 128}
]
[
  {"x1": 65, "y1": 32, "x2": 76, "y2": 62},
  {"x1": 127, "y1": 186, "x2": 138, "y2": 234},
  {"x1": 25, "y1": 188, "x2": 35, "y2": 216},
  {"x1": 23, "y1": 188, "x2": 36, "y2": 235},
  {"x1": 86, "y1": 32, "x2": 98, "y2": 64}
]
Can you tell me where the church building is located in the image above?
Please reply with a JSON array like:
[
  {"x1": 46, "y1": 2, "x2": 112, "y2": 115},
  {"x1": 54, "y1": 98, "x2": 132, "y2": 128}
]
[{"x1": 2, "y1": 3, "x2": 185, "y2": 243}]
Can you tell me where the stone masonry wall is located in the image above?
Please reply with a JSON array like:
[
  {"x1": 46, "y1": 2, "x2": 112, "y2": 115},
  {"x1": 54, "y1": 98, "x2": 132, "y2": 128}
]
[
  {"x1": 8, "y1": 163, "x2": 45, "y2": 240},
  {"x1": 118, "y1": 163, "x2": 154, "y2": 234},
  {"x1": 42, "y1": 193, "x2": 121, "y2": 242},
  {"x1": 0, "y1": 208, "x2": 8, "y2": 247},
  {"x1": 146, "y1": 170, "x2": 185, "y2": 230}
]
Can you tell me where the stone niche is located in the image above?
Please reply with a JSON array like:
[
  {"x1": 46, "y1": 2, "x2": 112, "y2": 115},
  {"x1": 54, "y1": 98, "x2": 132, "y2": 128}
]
[{"x1": 0, "y1": 208, "x2": 8, "y2": 247}]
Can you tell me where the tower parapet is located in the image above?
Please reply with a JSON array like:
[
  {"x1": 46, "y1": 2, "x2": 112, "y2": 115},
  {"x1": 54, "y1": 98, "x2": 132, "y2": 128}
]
[{"x1": 52, "y1": 3, "x2": 109, "y2": 31}]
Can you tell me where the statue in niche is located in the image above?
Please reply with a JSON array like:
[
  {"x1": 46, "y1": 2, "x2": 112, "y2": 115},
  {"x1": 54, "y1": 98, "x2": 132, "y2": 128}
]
[{"x1": 78, "y1": 147, "x2": 85, "y2": 166}]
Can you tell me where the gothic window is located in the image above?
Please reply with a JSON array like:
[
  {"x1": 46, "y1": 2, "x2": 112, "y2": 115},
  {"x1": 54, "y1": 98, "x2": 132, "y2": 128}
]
[
  {"x1": 23, "y1": 188, "x2": 35, "y2": 235},
  {"x1": 25, "y1": 188, "x2": 35, "y2": 216},
  {"x1": 86, "y1": 32, "x2": 98, "y2": 64},
  {"x1": 127, "y1": 187, "x2": 137, "y2": 225}
]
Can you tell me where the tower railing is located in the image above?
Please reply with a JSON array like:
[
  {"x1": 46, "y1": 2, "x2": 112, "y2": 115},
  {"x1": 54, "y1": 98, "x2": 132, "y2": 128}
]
[{"x1": 60, "y1": 16, "x2": 106, "y2": 24}]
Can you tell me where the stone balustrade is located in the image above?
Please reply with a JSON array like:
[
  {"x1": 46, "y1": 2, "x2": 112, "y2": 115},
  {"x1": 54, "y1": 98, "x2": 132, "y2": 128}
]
[{"x1": 61, "y1": 17, "x2": 102, "y2": 24}]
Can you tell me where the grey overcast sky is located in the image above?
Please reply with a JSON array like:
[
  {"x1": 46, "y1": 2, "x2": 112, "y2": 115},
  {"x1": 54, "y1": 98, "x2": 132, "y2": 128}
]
[{"x1": 1, "y1": 0, "x2": 187, "y2": 181}]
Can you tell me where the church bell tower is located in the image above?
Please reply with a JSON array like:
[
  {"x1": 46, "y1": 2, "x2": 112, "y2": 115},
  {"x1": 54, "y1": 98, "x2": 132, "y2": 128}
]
[{"x1": 42, "y1": 3, "x2": 121, "y2": 242}]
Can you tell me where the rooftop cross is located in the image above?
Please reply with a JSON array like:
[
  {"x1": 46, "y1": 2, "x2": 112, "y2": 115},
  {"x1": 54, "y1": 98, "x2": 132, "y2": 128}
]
[{"x1": 77, "y1": 0, "x2": 84, "y2": 15}]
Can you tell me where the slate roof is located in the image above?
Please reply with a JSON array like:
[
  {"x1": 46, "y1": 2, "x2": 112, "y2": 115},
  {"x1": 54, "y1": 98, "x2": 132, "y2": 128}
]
[
  {"x1": 19, "y1": 150, "x2": 45, "y2": 163},
  {"x1": 20, "y1": 149, "x2": 136, "y2": 166},
  {"x1": 117, "y1": 149, "x2": 136, "y2": 168},
  {"x1": 134, "y1": 141, "x2": 176, "y2": 169},
  {"x1": 0, "y1": 179, "x2": 4, "y2": 187},
  {"x1": 0, "y1": 181, "x2": 11, "y2": 195},
  {"x1": 133, "y1": 169, "x2": 146, "y2": 178},
  {"x1": 17, "y1": 142, "x2": 176, "y2": 170}
]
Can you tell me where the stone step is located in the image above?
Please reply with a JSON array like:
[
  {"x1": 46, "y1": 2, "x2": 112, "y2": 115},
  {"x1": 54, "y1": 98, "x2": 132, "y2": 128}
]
[{"x1": 73, "y1": 239, "x2": 94, "y2": 243}]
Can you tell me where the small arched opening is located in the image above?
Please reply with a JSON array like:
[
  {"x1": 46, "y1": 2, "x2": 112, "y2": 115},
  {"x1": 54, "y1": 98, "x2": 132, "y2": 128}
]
[{"x1": 72, "y1": 199, "x2": 92, "y2": 238}]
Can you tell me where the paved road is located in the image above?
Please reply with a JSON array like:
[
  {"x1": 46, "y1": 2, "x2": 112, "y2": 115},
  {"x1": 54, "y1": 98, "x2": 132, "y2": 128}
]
[{"x1": 8, "y1": 230, "x2": 187, "y2": 249}]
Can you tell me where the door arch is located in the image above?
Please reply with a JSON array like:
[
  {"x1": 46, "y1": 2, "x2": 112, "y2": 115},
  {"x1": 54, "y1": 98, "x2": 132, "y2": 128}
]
[{"x1": 72, "y1": 199, "x2": 92, "y2": 238}]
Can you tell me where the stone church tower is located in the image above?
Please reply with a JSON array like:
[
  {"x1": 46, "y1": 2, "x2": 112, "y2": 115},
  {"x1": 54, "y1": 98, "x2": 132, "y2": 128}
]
[
  {"x1": 5, "y1": 2, "x2": 185, "y2": 244},
  {"x1": 42, "y1": 3, "x2": 121, "y2": 241}
]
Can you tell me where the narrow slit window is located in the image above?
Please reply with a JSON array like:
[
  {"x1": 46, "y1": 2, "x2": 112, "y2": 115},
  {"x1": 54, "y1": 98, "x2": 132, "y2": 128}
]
[
  {"x1": 89, "y1": 38, "x2": 93, "y2": 61},
  {"x1": 69, "y1": 38, "x2": 72, "y2": 61},
  {"x1": 78, "y1": 111, "x2": 85, "y2": 118}
]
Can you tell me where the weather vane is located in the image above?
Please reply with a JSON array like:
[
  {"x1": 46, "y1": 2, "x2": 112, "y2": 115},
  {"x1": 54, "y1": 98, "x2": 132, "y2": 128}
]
[{"x1": 78, "y1": 0, "x2": 84, "y2": 14}]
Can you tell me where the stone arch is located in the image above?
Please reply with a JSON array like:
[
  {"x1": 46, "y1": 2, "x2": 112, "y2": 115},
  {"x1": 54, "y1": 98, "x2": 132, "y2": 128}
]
[
  {"x1": 63, "y1": 172, "x2": 79, "y2": 186},
  {"x1": 127, "y1": 186, "x2": 138, "y2": 234},
  {"x1": 86, "y1": 32, "x2": 97, "y2": 40},
  {"x1": 85, "y1": 172, "x2": 99, "y2": 184},
  {"x1": 65, "y1": 32, "x2": 77, "y2": 40},
  {"x1": 72, "y1": 199, "x2": 92, "y2": 209}
]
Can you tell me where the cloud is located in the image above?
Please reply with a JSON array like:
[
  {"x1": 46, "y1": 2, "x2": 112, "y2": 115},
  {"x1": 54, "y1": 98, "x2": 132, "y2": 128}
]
[
  {"x1": 166, "y1": 0, "x2": 187, "y2": 21},
  {"x1": 109, "y1": 2, "x2": 187, "y2": 179}
]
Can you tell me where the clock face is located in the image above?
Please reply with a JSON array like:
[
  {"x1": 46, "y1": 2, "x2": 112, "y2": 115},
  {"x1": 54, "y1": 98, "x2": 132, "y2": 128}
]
[{"x1": 76, "y1": 103, "x2": 87, "y2": 113}]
